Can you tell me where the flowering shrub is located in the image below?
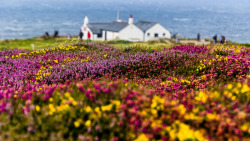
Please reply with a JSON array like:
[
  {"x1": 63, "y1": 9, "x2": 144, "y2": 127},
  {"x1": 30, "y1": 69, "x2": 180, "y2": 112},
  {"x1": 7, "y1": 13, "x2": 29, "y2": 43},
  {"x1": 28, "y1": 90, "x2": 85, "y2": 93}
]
[
  {"x1": 0, "y1": 43, "x2": 249, "y2": 140},
  {"x1": 0, "y1": 79, "x2": 249, "y2": 140}
]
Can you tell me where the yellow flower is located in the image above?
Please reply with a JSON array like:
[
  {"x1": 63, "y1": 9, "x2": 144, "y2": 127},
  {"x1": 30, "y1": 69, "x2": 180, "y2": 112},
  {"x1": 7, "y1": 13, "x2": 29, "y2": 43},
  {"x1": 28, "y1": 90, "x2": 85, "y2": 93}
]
[
  {"x1": 178, "y1": 104, "x2": 186, "y2": 115},
  {"x1": 85, "y1": 120, "x2": 91, "y2": 127},
  {"x1": 151, "y1": 109, "x2": 158, "y2": 115},
  {"x1": 237, "y1": 83, "x2": 242, "y2": 88},
  {"x1": 54, "y1": 60, "x2": 59, "y2": 63},
  {"x1": 201, "y1": 75, "x2": 206, "y2": 79},
  {"x1": 195, "y1": 91, "x2": 207, "y2": 103},
  {"x1": 231, "y1": 96, "x2": 236, "y2": 101},
  {"x1": 151, "y1": 102, "x2": 157, "y2": 108},
  {"x1": 240, "y1": 124, "x2": 248, "y2": 131},
  {"x1": 64, "y1": 92, "x2": 71, "y2": 98},
  {"x1": 104, "y1": 54, "x2": 107, "y2": 58},
  {"x1": 85, "y1": 106, "x2": 92, "y2": 113},
  {"x1": 168, "y1": 121, "x2": 208, "y2": 141},
  {"x1": 241, "y1": 84, "x2": 249, "y2": 93},
  {"x1": 111, "y1": 100, "x2": 121, "y2": 110},
  {"x1": 94, "y1": 107, "x2": 101, "y2": 116},
  {"x1": 74, "y1": 121, "x2": 81, "y2": 128},
  {"x1": 72, "y1": 101, "x2": 78, "y2": 106},
  {"x1": 134, "y1": 134, "x2": 149, "y2": 141},
  {"x1": 192, "y1": 107, "x2": 199, "y2": 113},
  {"x1": 206, "y1": 113, "x2": 218, "y2": 120},
  {"x1": 95, "y1": 107, "x2": 100, "y2": 113},
  {"x1": 171, "y1": 100, "x2": 177, "y2": 105},
  {"x1": 49, "y1": 98, "x2": 53, "y2": 102},
  {"x1": 227, "y1": 84, "x2": 233, "y2": 90},
  {"x1": 238, "y1": 112, "x2": 246, "y2": 119},
  {"x1": 101, "y1": 104, "x2": 113, "y2": 111},
  {"x1": 36, "y1": 105, "x2": 40, "y2": 112}
]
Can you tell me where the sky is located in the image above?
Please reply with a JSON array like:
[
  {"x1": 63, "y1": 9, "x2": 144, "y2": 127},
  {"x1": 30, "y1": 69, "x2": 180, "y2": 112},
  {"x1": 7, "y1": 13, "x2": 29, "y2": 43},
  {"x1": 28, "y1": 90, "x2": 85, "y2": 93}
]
[{"x1": 1, "y1": 0, "x2": 250, "y2": 13}]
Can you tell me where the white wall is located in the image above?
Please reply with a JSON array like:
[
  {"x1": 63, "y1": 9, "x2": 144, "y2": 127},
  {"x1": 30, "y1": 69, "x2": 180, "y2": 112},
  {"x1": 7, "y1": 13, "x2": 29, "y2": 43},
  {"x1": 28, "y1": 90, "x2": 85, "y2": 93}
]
[
  {"x1": 106, "y1": 31, "x2": 119, "y2": 41},
  {"x1": 144, "y1": 23, "x2": 171, "y2": 41},
  {"x1": 81, "y1": 26, "x2": 94, "y2": 40},
  {"x1": 119, "y1": 24, "x2": 144, "y2": 41}
]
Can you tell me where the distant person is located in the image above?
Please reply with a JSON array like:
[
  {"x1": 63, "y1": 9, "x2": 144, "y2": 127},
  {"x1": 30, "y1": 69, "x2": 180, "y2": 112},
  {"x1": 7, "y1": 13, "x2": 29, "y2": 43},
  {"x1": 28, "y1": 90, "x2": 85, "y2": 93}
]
[
  {"x1": 213, "y1": 34, "x2": 217, "y2": 43},
  {"x1": 87, "y1": 31, "x2": 91, "y2": 43},
  {"x1": 79, "y1": 30, "x2": 83, "y2": 42},
  {"x1": 53, "y1": 30, "x2": 59, "y2": 38},
  {"x1": 45, "y1": 32, "x2": 49, "y2": 37},
  {"x1": 175, "y1": 33, "x2": 178, "y2": 43},
  {"x1": 220, "y1": 35, "x2": 225, "y2": 44},
  {"x1": 172, "y1": 33, "x2": 176, "y2": 39},
  {"x1": 197, "y1": 33, "x2": 200, "y2": 41},
  {"x1": 67, "y1": 33, "x2": 71, "y2": 39},
  {"x1": 43, "y1": 32, "x2": 49, "y2": 38}
]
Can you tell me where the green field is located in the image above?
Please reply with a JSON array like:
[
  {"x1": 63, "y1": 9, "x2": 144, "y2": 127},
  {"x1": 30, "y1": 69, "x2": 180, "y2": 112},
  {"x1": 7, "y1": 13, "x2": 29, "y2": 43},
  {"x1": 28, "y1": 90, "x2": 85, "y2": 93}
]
[
  {"x1": 0, "y1": 37, "x2": 80, "y2": 50},
  {"x1": 1, "y1": 37, "x2": 247, "y2": 51},
  {"x1": 0, "y1": 37, "x2": 177, "y2": 50}
]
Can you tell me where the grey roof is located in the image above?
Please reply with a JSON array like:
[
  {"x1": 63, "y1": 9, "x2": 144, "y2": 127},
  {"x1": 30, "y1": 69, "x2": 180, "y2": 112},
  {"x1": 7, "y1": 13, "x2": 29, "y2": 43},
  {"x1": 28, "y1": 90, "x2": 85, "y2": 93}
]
[
  {"x1": 135, "y1": 21, "x2": 157, "y2": 32},
  {"x1": 102, "y1": 22, "x2": 128, "y2": 32},
  {"x1": 87, "y1": 23, "x2": 109, "y2": 34},
  {"x1": 87, "y1": 22, "x2": 128, "y2": 34}
]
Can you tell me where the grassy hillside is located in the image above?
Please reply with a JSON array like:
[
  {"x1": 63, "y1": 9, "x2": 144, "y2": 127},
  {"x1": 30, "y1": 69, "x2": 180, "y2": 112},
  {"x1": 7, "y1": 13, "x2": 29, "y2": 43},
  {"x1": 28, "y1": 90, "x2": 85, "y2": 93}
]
[
  {"x1": 0, "y1": 37, "x2": 80, "y2": 50},
  {"x1": 0, "y1": 37, "x2": 178, "y2": 50},
  {"x1": 0, "y1": 43, "x2": 249, "y2": 140}
]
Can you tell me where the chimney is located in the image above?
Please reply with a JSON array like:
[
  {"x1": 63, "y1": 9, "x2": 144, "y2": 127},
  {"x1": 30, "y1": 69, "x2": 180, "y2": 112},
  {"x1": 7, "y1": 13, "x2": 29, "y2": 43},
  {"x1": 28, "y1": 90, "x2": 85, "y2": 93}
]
[
  {"x1": 128, "y1": 14, "x2": 133, "y2": 24},
  {"x1": 84, "y1": 16, "x2": 89, "y2": 26}
]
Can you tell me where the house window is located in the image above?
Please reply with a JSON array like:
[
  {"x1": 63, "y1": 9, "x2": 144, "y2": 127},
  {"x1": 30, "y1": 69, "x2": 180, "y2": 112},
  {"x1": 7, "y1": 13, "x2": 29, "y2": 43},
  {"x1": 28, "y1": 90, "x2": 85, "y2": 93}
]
[
  {"x1": 154, "y1": 33, "x2": 158, "y2": 37},
  {"x1": 147, "y1": 33, "x2": 150, "y2": 36},
  {"x1": 163, "y1": 33, "x2": 165, "y2": 36},
  {"x1": 97, "y1": 33, "x2": 102, "y2": 38}
]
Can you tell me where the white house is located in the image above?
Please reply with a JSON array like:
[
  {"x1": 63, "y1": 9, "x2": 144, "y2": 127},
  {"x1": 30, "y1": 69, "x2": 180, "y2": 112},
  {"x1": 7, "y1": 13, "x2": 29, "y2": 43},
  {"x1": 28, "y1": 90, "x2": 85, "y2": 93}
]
[{"x1": 81, "y1": 15, "x2": 171, "y2": 41}]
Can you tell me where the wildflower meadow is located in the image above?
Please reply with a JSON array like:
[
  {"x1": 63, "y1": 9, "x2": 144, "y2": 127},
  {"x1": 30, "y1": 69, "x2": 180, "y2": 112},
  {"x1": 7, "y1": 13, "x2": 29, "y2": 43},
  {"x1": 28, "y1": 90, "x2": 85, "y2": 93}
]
[{"x1": 0, "y1": 43, "x2": 249, "y2": 140}]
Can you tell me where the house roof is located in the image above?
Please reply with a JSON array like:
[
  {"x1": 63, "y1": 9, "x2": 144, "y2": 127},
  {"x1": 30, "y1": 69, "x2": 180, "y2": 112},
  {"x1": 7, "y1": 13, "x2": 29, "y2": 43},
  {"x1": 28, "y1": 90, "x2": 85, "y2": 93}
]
[
  {"x1": 87, "y1": 23, "x2": 109, "y2": 34},
  {"x1": 135, "y1": 21, "x2": 157, "y2": 32},
  {"x1": 87, "y1": 22, "x2": 128, "y2": 34},
  {"x1": 102, "y1": 22, "x2": 128, "y2": 32},
  {"x1": 87, "y1": 21, "x2": 160, "y2": 34}
]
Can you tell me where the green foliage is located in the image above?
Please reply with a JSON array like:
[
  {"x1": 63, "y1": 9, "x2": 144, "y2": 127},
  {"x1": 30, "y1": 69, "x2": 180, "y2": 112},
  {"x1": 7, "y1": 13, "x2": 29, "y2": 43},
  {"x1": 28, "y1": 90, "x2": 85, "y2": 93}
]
[
  {"x1": 0, "y1": 37, "x2": 80, "y2": 50},
  {"x1": 106, "y1": 40, "x2": 132, "y2": 44},
  {"x1": 240, "y1": 43, "x2": 250, "y2": 47},
  {"x1": 212, "y1": 49, "x2": 229, "y2": 56}
]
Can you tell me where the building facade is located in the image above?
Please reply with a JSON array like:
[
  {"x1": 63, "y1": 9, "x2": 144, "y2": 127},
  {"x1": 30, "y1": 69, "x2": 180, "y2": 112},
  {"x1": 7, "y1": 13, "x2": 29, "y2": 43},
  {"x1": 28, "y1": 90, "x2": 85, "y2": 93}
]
[{"x1": 81, "y1": 15, "x2": 171, "y2": 41}]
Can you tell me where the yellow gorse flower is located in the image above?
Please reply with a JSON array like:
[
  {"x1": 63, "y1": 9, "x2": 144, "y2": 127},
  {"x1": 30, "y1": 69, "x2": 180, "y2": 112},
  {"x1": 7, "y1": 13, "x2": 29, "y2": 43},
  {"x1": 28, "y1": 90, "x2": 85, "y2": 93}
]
[
  {"x1": 74, "y1": 119, "x2": 83, "y2": 128},
  {"x1": 101, "y1": 104, "x2": 113, "y2": 111},
  {"x1": 85, "y1": 106, "x2": 92, "y2": 113},
  {"x1": 134, "y1": 134, "x2": 149, "y2": 141},
  {"x1": 35, "y1": 105, "x2": 40, "y2": 112},
  {"x1": 54, "y1": 60, "x2": 59, "y2": 63},
  {"x1": 166, "y1": 121, "x2": 208, "y2": 141},
  {"x1": 195, "y1": 91, "x2": 207, "y2": 103},
  {"x1": 104, "y1": 54, "x2": 108, "y2": 58},
  {"x1": 241, "y1": 84, "x2": 249, "y2": 93},
  {"x1": 85, "y1": 120, "x2": 91, "y2": 127},
  {"x1": 177, "y1": 104, "x2": 186, "y2": 115}
]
